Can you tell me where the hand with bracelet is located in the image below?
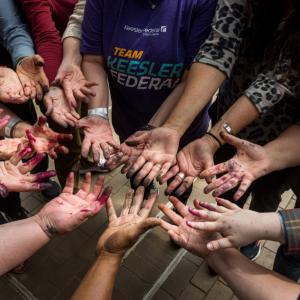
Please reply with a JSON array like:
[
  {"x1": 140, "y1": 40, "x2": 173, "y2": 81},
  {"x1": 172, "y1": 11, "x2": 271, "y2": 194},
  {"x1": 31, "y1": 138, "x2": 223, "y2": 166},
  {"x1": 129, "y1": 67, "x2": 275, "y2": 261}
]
[{"x1": 78, "y1": 108, "x2": 116, "y2": 163}]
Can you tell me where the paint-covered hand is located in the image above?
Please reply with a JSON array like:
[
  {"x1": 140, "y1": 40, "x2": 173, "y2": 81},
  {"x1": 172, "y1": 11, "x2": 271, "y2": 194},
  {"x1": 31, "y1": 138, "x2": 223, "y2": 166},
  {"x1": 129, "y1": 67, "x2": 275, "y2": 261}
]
[
  {"x1": 44, "y1": 86, "x2": 80, "y2": 128},
  {"x1": 159, "y1": 196, "x2": 219, "y2": 258},
  {"x1": 35, "y1": 172, "x2": 112, "y2": 237},
  {"x1": 200, "y1": 133, "x2": 270, "y2": 201},
  {"x1": 0, "y1": 137, "x2": 30, "y2": 160},
  {"x1": 26, "y1": 115, "x2": 73, "y2": 159},
  {"x1": 78, "y1": 116, "x2": 116, "y2": 163},
  {"x1": 125, "y1": 127, "x2": 180, "y2": 187},
  {"x1": 187, "y1": 198, "x2": 284, "y2": 250},
  {"x1": 160, "y1": 134, "x2": 218, "y2": 197},
  {"x1": 97, "y1": 186, "x2": 160, "y2": 256},
  {"x1": 0, "y1": 67, "x2": 28, "y2": 104},
  {"x1": 16, "y1": 55, "x2": 49, "y2": 101},
  {"x1": 54, "y1": 63, "x2": 97, "y2": 108},
  {"x1": 0, "y1": 147, "x2": 56, "y2": 197}
]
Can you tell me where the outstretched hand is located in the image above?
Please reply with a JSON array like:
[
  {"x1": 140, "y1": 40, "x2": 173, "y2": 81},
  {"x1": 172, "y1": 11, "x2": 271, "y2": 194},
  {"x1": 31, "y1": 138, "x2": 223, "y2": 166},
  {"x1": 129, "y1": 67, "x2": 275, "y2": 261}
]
[
  {"x1": 35, "y1": 172, "x2": 112, "y2": 237},
  {"x1": 0, "y1": 146, "x2": 56, "y2": 197},
  {"x1": 16, "y1": 55, "x2": 49, "y2": 101},
  {"x1": 200, "y1": 133, "x2": 270, "y2": 200},
  {"x1": 0, "y1": 137, "x2": 29, "y2": 160},
  {"x1": 97, "y1": 186, "x2": 160, "y2": 256},
  {"x1": 26, "y1": 115, "x2": 73, "y2": 159}
]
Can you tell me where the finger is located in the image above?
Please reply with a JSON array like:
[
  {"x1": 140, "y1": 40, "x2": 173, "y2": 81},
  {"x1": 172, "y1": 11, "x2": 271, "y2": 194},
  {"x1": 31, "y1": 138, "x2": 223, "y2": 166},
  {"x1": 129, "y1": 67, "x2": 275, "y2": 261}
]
[
  {"x1": 10, "y1": 146, "x2": 33, "y2": 166},
  {"x1": 125, "y1": 131, "x2": 150, "y2": 146},
  {"x1": 32, "y1": 170, "x2": 56, "y2": 182},
  {"x1": 93, "y1": 186, "x2": 112, "y2": 213},
  {"x1": 168, "y1": 230, "x2": 186, "y2": 247},
  {"x1": 204, "y1": 174, "x2": 232, "y2": 194},
  {"x1": 215, "y1": 197, "x2": 240, "y2": 210},
  {"x1": 129, "y1": 186, "x2": 145, "y2": 214},
  {"x1": 233, "y1": 178, "x2": 252, "y2": 201},
  {"x1": 74, "y1": 89, "x2": 88, "y2": 103},
  {"x1": 80, "y1": 86, "x2": 95, "y2": 97},
  {"x1": 200, "y1": 162, "x2": 228, "y2": 179},
  {"x1": 186, "y1": 220, "x2": 220, "y2": 232},
  {"x1": 207, "y1": 237, "x2": 233, "y2": 251},
  {"x1": 169, "y1": 196, "x2": 189, "y2": 217},
  {"x1": 76, "y1": 172, "x2": 92, "y2": 198},
  {"x1": 158, "y1": 203, "x2": 182, "y2": 225},
  {"x1": 0, "y1": 115, "x2": 10, "y2": 129},
  {"x1": 126, "y1": 155, "x2": 146, "y2": 178},
  {"x1": 165, "y1": 174, "x2": 182, "y2": 196},
  {"x1": 192, "y1": 200, "x2": 226, "y2": 213},
  {"x1": 159, "y1": 162, "x2": 172, "y2": 178},
  {"x1": 62, "y1": 172, "x2": 75, "y2": 194},
  {"x1": 143, "y1": 164, "x2": 161, "y2": 187},
  {"x1": 100, "y1": 142, "x2": 111, "y2": 160},
  {"x1": 188, "y1": 207, "x2": 220, "y2": 221},
  {"x1": 174, "y1": 176, "x2": 194, "y2": 197},
  {"x1": 92, "y1": 142, "x2": 101, "y2": 163},
  {"x1": 0, "y1": 183, "x2": 9, "y2": 198},
  {"x1": 121, "y1": 189, "x2": 134, "y2": 216},
  {"x1": 139, "y1": 190, "x2": 158, "y2": 217},
  {"x1": 84, "y1": 81, "x2": 98, "y2": 88},
  {"x1": 18, "y1": 153, "x2": 46, "y2": 173},
  {"x1": 25, "y1": 130, "x2": 37, "y2": 148},
  {"x1": 159, "y1": 219, "x2": 177, "y2": 232},
  {"x1": 37, "y1": 115, "x2": 47, "y2": 127},
  {"x1": 81, "y1": 137, "x2": 91, "y2": 158},
  {"x1": 137, "y1": 217, "x2": 161, "y2": 234},
  {"x1": 105, "y1": 196, "x2": 117, "y2": 222},
  {"x1": 54, "y1": 144, "x2": 70, "y2": 155},
  {"x1": 63, "y1": 84, "x2": 77, "y2": 108},
  {"x1": 87, "y1": 175, "x2": 105, "y2": 202},
  {"x1": 133, "y1": 161, "x2": 154, "y2": 187},
  {"x1": 203, "y1": 156, "x2": 215, "y2": 184},
  {"x1": 160, "y1": 165, "x2": 179, "y2": 185},
  {"x1": 33, "y1": 54, "x2": 45, "y2": 67},
  {"x1": 212, "y1": 177, "x2": 240, "y2": 197},
  {"x1": 56, "y1": 133, "x2": 73, "y2": 142},
  {"x1": 220, "y1": 132, "x2": 252, "y2": 152},
  {"x1": 44, "y1": 95, "x2": 53, "y2": 116}
]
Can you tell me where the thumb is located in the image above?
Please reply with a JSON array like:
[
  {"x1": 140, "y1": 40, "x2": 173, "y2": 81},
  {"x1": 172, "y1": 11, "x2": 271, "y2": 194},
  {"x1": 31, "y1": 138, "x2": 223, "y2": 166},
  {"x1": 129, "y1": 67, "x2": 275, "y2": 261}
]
[
  {"x1": 33, "y1": 55, "x2": 45, "y2": 67},
  {"x1": 125, "y1": 131, "x2": 150, "y2": 146},
  {"x1": 206, "y1": 237, "x2": 233, "y2": 251},
  {"x1": 137, "y1": 217, "x2": 161, "y2": 233},
  {"x1": 203, "y1": 156, "x2": 215, "y2": 184},
  {"x1": 220, "y1": 132, "x2": 247, "y2": 150}
]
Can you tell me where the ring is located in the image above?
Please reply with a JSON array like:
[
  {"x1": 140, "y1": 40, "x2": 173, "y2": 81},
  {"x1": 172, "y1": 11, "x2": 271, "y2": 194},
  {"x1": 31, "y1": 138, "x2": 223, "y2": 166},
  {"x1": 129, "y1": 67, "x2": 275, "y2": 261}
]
[
  {"x1": 98, "y1": 158, "x2": 107, "y2": 168},
  {"x1": 176, "y1": 172, "x2": 185, "y2": 180}
]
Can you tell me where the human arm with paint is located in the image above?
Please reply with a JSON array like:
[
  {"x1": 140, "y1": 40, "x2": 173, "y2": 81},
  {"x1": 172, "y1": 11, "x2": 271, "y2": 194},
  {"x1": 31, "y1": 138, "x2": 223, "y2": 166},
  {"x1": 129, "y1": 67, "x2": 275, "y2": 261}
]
[
  {"x1": 0, "y1": 172, "x2": 110, "y2": 276},
  {"x1": 72, "y1": 186, "x2": 160, "y2": 300}
]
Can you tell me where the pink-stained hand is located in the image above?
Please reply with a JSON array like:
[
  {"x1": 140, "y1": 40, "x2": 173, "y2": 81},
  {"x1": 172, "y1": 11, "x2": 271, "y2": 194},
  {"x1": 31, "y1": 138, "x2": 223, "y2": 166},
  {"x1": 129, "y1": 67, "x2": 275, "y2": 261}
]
[
  {"x1": 16, "y1": 55, "x2": 49, "y2": 101},
  {"x1": 161, "y1": 134, "x2": 218, "y2": 197},
  {"x1": 158, "y1": 196, "x2": 219, "y2": 258},
  {"x1": 44, "y1": 86, "x2": 80, "y2": 128},
  {"x1": 0, "y1": 109, "x2": 10, "y2": 129},
  {"x1": 0, "y1": 137, "x2": 30, "y2": 160},
  {"x1": 97, "y1": 186, "x2": 160, "y2": 255},
  {"x1": 0, "y1": 146, "x2": 56, "y2": 197},
  {"x1": 200, "y1": 133, "x2": 270, "y2": 201},
  {"x1": 35, "y1": 172, "x2": 112, "y2": 237},
  {"x1": 54, "y1": 63, "x2": 97, "y2": 108},
  {"x1": 78, "y1": 116, "x2": 116, "y2": 163},
  {"x1": 0, "y1": 67, "x2": 28, "y2": 104},
  {"x1": 26, "y1": 115, "x2": 73, "y2": 159},
  {"x1": 125, "y1": 127, "x2": 180, "y2": 187}
]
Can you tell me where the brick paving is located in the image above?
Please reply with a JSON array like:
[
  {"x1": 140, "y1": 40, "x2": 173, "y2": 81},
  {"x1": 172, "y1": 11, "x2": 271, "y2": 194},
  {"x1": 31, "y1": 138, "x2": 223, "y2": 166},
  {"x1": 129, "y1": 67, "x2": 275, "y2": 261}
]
[{"x1": 0, "y1": 166, "x2": 293, "y2": 300}]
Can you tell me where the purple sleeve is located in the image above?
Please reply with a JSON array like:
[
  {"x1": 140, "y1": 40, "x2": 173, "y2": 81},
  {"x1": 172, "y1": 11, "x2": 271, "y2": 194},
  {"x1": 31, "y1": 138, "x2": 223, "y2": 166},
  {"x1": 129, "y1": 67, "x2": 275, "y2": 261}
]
[
  {"x1": 80, "y1": 0, "x2": 103, "y2": 55},
  {"x1": 184, "y1": 0, "x2": 217, "y2": 67}
]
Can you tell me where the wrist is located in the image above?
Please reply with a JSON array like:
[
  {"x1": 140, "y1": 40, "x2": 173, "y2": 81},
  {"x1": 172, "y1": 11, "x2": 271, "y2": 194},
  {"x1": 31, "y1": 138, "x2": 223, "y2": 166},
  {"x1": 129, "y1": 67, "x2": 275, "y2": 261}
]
[
  {"x1": 97, "y1": 250, "x2": 124, "y2": 263},
  {"x1": 162, "y1": 121, "x2": 186, "y2": 137},
  {"x1": 88, "y1": 108, "x2": 109, "y2": 120},
  {"x1": 202, "y1": 133, "x2": 220, "y2": 154},
  {"x1": 32, "y1": 214, "x2": 59, "y2": 239},
  {"x1": 30, "y1": 215, "x2": 51, "y2": 241}
]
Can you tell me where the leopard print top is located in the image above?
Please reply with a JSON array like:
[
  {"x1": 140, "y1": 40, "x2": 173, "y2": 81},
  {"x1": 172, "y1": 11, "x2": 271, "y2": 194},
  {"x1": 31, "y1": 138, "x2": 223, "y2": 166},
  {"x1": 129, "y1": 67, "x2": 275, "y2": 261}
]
[{"x1": 194, "y1": 0, "x2": 300, "y2": 145}]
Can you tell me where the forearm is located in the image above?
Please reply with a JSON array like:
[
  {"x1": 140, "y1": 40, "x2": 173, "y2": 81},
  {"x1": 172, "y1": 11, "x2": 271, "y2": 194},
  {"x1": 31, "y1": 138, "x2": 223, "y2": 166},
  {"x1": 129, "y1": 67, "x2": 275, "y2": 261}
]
[
  {"x1": 82, "y1": 56, "x2": 109, "y2": 109},
  {"x1": 264, "y1": 125, "x2": 300, "y2": 172},
  {"x1": 206, "y1": 248, "x2": 300, "y2": 300},
  {"x1": 0, "y1": 216, "x2": 49, "y2": 275},
  {"x1": 162, "y1": 63, "x2": 225, "y2": 136},
  {"x1": 72, "y1": 252, "x2": 122, "y2": 300},
  {"x1": 61, "y1": 37, "x2": 82, "y2": 66}
]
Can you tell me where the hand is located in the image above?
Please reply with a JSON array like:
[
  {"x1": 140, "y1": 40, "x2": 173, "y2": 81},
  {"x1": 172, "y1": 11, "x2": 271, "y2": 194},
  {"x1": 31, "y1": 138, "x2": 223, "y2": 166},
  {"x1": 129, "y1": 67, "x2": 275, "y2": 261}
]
[
  {"x1": 16, "y1": 55, "x2": 49, "y2": 101},
  {"x1": 78, "y1": 116, "x2": 115, "y2": 162},
  {"x1": 54, "y1": 63, "x2": 97, "y2": 108},
  {"x1": 125, "y1": 127, "x2": 180, "y2": 187},
  {"x1": 161, "y1": 134, "x2": 218, "y2": 197},
  {"x1": 26, "y1": 115, "x2": 73, "y2": 159},
  {"x1": 0, "y1": 146, "x2": 56, "y2": 197},
  {"x1": 0, "y1": 67, "x2": 27, "y2": 104},
  {"x1": 187, "y1": 198, "x2": 284, "y2": 250},
  {"x1": 35, "y1": 172, "x2": 112, "y2": 237},
  {"x1": 159, "y1": 196, "x2": 218, "y2": 258},
  {"x1": 97, "y1": 186, "x2": 160, "y2": 256},
  {"x1": 44, "y1": 86, "x2": 80, "y2": 128},
  {"x1": 105, "y1": 142, "x2": 145, "y2": 173},
  {"x1": 0, "y1": 109, "x2": 10, "y2": 129},
  {"x1": 0, "y1": 137, "x2": 29, "y2": 160},
  {"x1": 200, "y1": 133, "x2": 270, "y2": 201}
]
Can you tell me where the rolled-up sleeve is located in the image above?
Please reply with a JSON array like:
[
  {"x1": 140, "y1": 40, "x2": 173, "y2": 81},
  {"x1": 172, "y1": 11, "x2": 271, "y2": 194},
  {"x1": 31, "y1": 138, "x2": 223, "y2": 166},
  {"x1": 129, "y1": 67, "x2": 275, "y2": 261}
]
[
  {"x1": 63, "y1": 0, "x2": 86, "y2": 40},
  {"x1": 194, "y1": 0, "x2": 248, "y2": 77},
  {"x1": 279, "y1": 209, "x2": 300, "y2": 255},
  {"x1": 0, "y1": 0, "x2": 35, "y2": 67}
]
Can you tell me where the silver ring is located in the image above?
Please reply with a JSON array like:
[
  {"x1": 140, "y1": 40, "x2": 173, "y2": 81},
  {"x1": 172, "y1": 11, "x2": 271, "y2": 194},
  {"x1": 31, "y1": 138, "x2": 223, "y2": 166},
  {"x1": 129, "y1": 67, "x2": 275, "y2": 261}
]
[
  {"x1": 98, "y1": 158, "x2": 107, "y2": 168},
  {"x1": 176, "y1": 172, "x2": 185, "y2": 180}
]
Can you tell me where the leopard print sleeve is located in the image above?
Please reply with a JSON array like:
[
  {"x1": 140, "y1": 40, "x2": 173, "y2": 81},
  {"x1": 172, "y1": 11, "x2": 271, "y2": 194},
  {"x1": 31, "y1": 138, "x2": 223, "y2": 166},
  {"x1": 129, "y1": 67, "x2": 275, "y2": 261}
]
[
  {"x1": 193, "y1": 0, "x2": 248, "y2": 77},
  {"x1": 243, "y1": 61, "x2": 297, "y2": 114}
]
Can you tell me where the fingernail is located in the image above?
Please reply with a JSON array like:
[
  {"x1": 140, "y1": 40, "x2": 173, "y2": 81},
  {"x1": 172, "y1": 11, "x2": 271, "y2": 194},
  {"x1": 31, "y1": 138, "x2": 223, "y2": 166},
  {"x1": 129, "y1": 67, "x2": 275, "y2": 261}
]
[{"x1": 186, "y1": 220, "x2": 191, "y2": 227}]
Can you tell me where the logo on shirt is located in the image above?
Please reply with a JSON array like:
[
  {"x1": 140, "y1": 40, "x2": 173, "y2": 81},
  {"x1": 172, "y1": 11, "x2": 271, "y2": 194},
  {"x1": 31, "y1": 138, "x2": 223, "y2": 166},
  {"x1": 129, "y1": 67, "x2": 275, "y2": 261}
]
[{"x1": 124, "y1": 25, "x2": 167, "y2": 36}]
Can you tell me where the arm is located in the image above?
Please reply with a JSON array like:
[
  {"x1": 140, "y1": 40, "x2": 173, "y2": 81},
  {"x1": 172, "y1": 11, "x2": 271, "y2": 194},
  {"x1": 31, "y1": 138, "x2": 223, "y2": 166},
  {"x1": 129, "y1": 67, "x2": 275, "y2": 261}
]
[
  {"x1": 19, "y1": 0, "x2": 63, "y2": 82},
  {"x1": 162, "y1": 0, "x2": 248, "y2": 135}
]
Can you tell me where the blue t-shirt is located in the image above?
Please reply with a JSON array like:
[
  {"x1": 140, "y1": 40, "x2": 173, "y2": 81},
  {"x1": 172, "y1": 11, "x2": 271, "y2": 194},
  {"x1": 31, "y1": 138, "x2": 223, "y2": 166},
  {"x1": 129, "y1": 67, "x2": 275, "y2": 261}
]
[{"x1": 81, "y1": 0, "x2": 216, "y2": 143}]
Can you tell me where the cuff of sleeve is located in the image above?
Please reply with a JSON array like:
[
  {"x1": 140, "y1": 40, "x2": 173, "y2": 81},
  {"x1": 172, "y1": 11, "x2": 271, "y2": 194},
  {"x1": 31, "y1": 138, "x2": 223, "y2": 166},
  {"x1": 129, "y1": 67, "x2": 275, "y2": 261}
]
[
  {"x1": 278, "y1": 209, "x2": 300, "y2": 255},
  {"x1": 13, "y1": 46, "x2": 35, "y2": 68},
  {"x1": 62, "y1": 26, "x2": 82, "y2": 40}
]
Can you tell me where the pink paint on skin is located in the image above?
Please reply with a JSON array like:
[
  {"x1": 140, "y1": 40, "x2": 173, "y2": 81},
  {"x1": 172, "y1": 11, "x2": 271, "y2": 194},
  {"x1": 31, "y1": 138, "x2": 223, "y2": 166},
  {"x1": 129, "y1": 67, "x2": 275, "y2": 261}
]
[
  {"x1": 24, "y1": 153, "x2": 46, "y2": 168},
  {"x1": 98, "y1": 186, "x2": 113, "y2": 205},
  {"x1": 18, "y1": 147, "x2": 32, "y2": 158},
  {"x1": 26, "y1": 129, "x2": 36, "y2": 143},
  {"x1": 34, "y1": 182, "x2": 52, "y2": 190},
  {"x1": 34, "y1": 170, "x2": 56, "y2": 183},
  {"x1": 0, "y1": 183, "x2": 9, "y2": 198}
]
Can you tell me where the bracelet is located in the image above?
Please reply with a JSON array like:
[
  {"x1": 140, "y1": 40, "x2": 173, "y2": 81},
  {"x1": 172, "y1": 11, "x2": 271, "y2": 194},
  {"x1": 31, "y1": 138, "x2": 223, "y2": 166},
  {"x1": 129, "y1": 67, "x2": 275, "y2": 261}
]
[
  {"x1": 206, "y1": 132, "x2": 222, "y2": 148},
  {"x1": 4, "y1": 117, "x2": 22, "y2": 138},
  {"x1": 88, "y1": 107, "x2": 109, "y2": 120},
  {"x1": 140, "y1": 124, "x2": 156, "y2": 131}
]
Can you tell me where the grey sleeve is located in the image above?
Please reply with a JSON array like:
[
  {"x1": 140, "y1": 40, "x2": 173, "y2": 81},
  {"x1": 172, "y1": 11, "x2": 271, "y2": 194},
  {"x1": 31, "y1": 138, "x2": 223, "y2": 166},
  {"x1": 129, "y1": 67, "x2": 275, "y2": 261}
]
[
  {"x1": 194, "y1": 0, "x2": 248, "y2": 77},
  {"x1": 0, "y1": 0, "x2": 35, "y2": 67}
]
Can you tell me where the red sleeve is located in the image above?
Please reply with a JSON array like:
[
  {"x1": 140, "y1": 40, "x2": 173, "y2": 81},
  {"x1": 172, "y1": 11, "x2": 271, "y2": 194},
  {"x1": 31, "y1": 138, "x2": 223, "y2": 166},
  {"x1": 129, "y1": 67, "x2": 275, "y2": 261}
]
[{"x1": 20, "y1": 0, "x2": 62, "y2": 82}]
